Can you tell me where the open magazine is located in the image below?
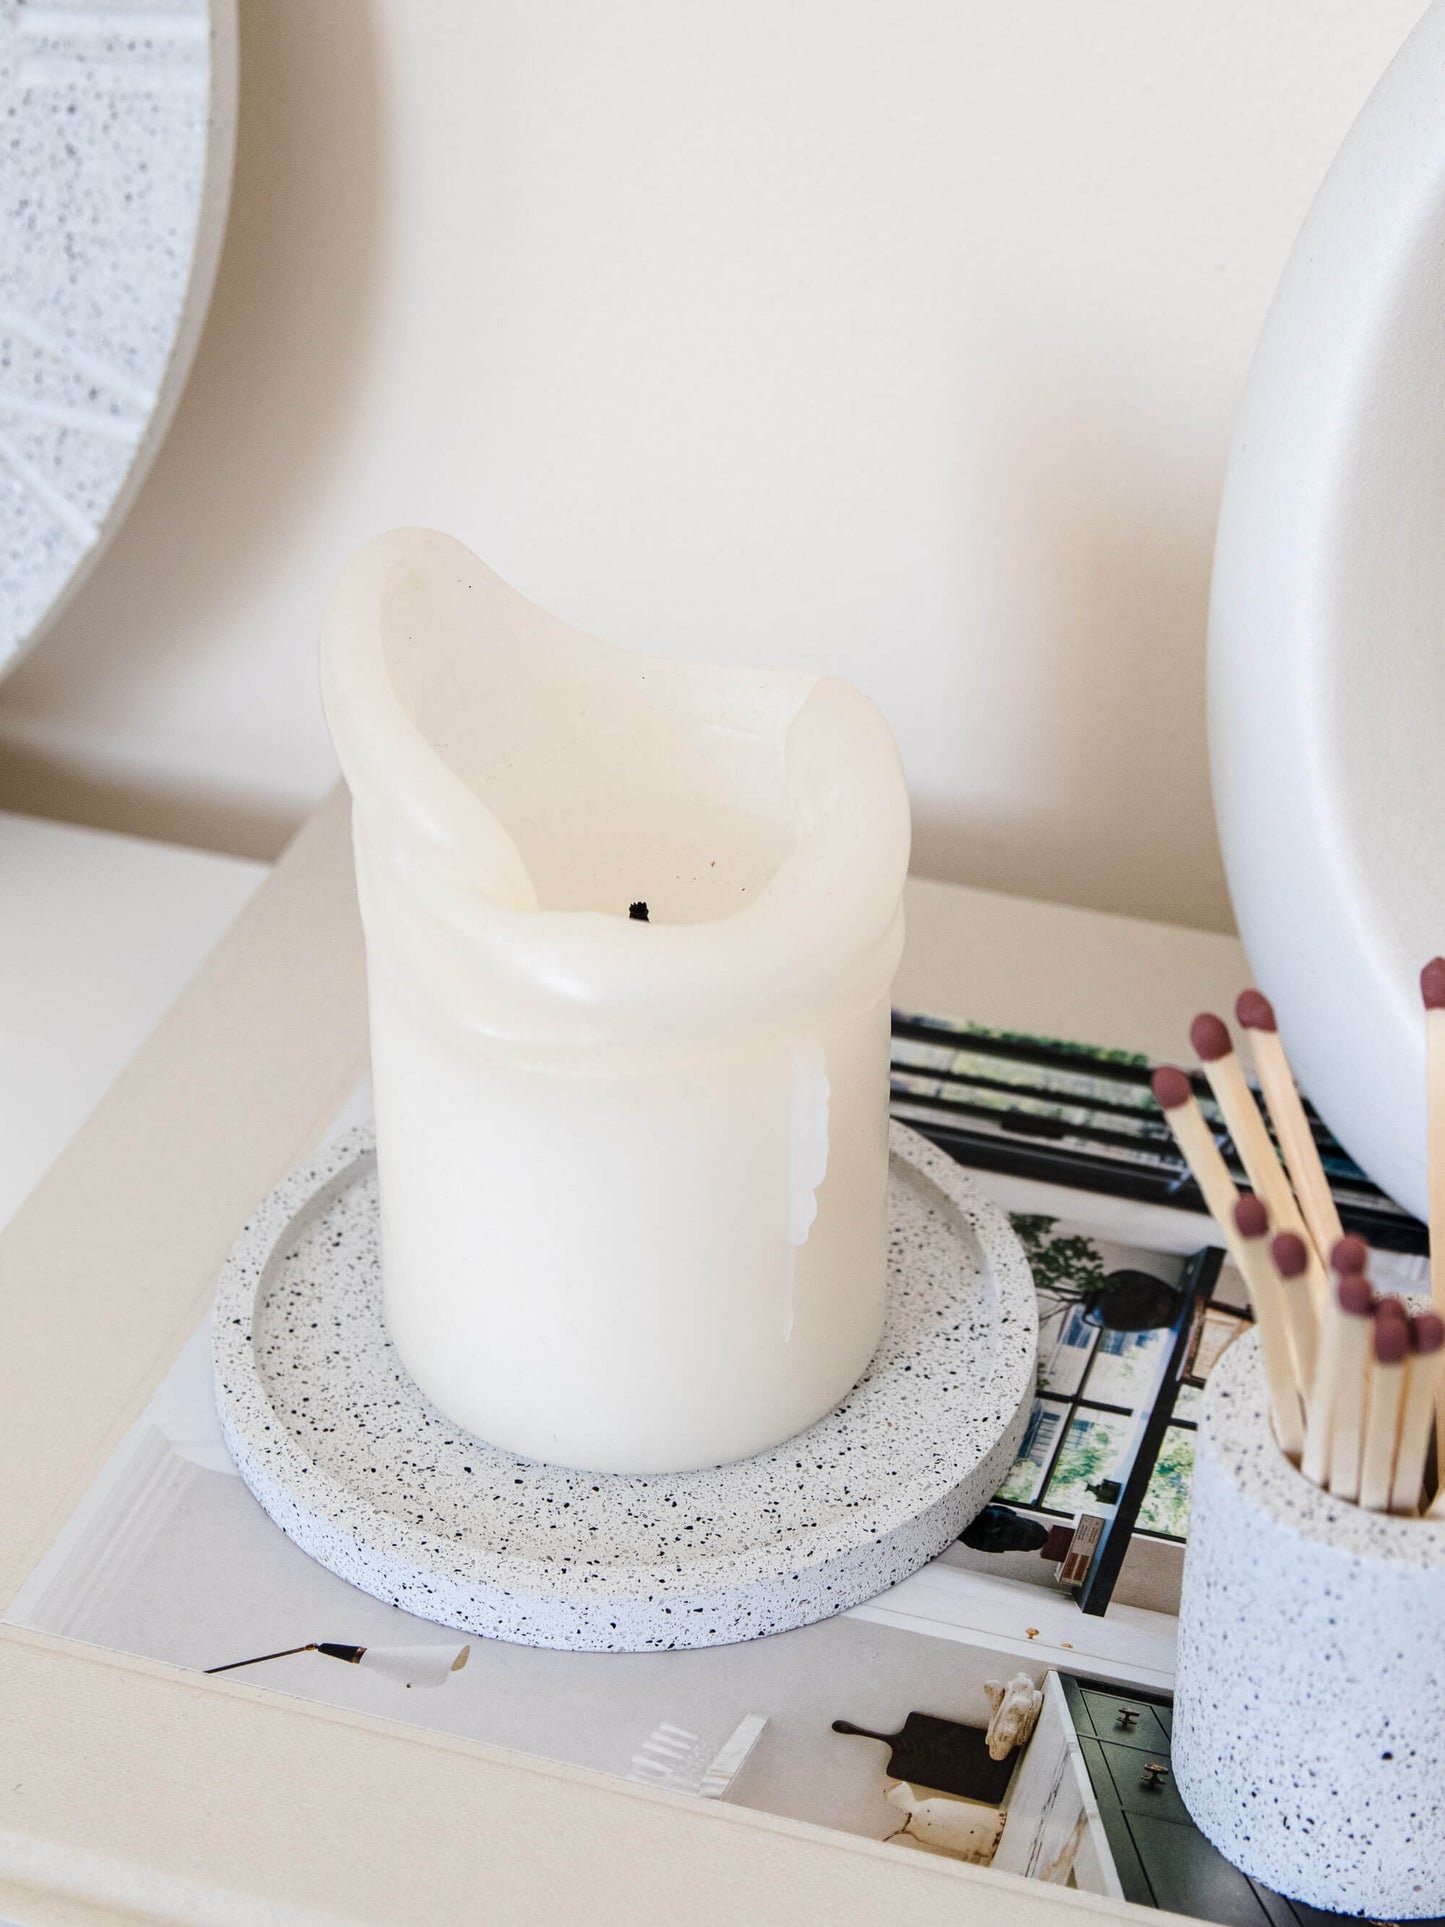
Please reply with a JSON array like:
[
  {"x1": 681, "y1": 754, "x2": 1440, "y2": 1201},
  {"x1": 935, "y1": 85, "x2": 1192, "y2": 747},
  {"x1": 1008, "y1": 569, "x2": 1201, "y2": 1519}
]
[{"x1": 8, "y1": 1017, "x2": 1428, "y2": 1923}]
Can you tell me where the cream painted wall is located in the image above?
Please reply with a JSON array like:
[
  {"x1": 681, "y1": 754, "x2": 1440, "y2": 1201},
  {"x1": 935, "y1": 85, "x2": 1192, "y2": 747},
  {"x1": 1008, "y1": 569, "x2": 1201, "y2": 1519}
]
[{"x1": 0, "y1": 1, "x2": 1425, "y2": 929}]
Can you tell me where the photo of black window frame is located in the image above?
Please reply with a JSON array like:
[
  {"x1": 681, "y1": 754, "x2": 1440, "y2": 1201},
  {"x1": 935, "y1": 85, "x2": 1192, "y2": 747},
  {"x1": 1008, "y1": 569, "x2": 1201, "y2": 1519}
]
[
  {"x1": 980, "y1": 1248, "x2": 1220, "y2": 1614},
  {"x1": 886, "y1": 1010, "x2": 1275, "y2": 1616}
]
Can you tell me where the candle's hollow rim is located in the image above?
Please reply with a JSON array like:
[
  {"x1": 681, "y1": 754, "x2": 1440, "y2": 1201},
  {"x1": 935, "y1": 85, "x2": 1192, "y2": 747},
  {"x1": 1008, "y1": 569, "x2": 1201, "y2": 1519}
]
[{"x1": 323, "y1": 528, "x2": 911, "y2": 938}]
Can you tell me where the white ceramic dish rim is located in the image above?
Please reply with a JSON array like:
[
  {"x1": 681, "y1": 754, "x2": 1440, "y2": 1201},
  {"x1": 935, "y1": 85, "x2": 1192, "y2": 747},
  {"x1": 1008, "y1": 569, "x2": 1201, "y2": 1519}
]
[
  {"x1": 212, "y1": 1119, "x2": 1037, "y2": 1604},
  {"x1": 0, "y1": 0, "x2": 239, "y2": 679}
]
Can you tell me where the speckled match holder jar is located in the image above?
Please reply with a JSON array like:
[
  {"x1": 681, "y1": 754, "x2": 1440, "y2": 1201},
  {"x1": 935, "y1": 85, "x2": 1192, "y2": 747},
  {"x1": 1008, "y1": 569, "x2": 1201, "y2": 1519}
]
[{"x1": 1173, "y1": 1330, "x2": 1445, "y2": 1918}]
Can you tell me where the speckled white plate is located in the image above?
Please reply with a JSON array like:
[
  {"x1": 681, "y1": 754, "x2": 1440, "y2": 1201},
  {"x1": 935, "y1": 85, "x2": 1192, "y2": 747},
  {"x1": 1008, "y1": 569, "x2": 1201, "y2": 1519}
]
[
  {"x1": 213, "y1": 1121, "x2": 1036, "y2": 1652},
  {"x1": 0, "y1": 0, "x2": 236, "y2": 674}
]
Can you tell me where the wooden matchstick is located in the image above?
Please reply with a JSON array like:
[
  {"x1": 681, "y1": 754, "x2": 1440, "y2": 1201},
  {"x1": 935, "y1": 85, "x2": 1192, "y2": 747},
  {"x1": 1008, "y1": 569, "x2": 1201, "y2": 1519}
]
[
  {"x1": 1327, "y1": 1272, "x2": 1376, "y2": 1502},
  {"x1": 1270, "y1": 1231, "x2": 1319, "y2": 1408},
  {"x1": 1428, "y1": 1383, "x2": 1445, "y2": 1514},
  {"x1": 1232, "y1": 1196, "x2": 1305, "y2": 1460},
  {"x1": 1358, "y1": 1301, "x2": 1410, "y2": 1512},
  {"x1": 1151, "y1": 1066, "x2": 1245, "y2": 1263},
  {"x1": 1301, "y1": 1235, "x2": 1369, "y2": 1488},
  {"x1": 1191, "y1": 1013, "x2": 1329, "y2": 1313},
  {"x1": 1151, "y1": 1068, "x2": 1305, "y2": 1457},
  {"x1": 1421, "y1": 960, "x2": 1445, "y2": 1445},
  {"x1": 1391, "y1": 1313, "x2": 1444, "y2": 1515},
  {"x1": 1235, "y1": 989, "x2": 1344, "y2": 1271}
]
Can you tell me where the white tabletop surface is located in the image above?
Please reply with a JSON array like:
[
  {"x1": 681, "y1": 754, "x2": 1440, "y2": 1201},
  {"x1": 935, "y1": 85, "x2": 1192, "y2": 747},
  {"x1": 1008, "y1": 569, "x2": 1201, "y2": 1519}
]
[
  {"x1": 0, "y1": 807, "x2": 1258, "y2": 1927},
  {"x1": 0, "y1": 812, "x2": 1249, "y2": 1236},
  {"x1": 0, "y1": 813, "x2": 265, "y2": 1231}
]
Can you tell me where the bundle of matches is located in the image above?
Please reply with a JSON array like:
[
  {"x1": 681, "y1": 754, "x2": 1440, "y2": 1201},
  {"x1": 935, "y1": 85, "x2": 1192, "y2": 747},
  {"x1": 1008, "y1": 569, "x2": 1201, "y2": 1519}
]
[{"x1": 1151, "y1": 988, "x2": 1445, "y2": 1515}]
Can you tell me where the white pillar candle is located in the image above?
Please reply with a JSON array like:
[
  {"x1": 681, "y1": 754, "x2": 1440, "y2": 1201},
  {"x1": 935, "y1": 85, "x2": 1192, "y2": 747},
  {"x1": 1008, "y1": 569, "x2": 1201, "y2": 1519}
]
[{"x1": 322, "y1": 530, "x2": 910, "y2": 1475}]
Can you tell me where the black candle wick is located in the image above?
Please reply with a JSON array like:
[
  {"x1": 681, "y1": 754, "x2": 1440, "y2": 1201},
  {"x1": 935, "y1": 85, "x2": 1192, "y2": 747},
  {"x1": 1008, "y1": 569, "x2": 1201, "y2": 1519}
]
[{"x1": 628, "y1": 900, "x2": 650, "y2": 922}]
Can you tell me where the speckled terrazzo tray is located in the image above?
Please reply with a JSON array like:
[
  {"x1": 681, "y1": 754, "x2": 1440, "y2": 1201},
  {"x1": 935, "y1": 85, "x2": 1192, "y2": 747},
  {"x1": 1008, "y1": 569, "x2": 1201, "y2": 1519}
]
[
  {"x1": 1173, "y1": 1327, "x2": 1445, "y2": 1918},
  {"x1": 213, "y1": 1121, "x2": 1036, "y2": 1652}
]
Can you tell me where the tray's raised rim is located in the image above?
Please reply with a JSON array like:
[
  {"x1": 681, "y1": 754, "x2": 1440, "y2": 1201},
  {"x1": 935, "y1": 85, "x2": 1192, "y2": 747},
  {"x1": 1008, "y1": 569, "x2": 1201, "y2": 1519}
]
[{"x1": 212, "y1": 1119, "x2": 1036, "y2": 1628}]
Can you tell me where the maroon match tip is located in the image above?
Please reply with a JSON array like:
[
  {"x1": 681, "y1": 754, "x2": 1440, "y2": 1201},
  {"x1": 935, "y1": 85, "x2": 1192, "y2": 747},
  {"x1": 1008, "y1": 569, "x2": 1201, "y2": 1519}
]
[
  {"x1": 1374, "y1": 1309, "x2": 1410, "y2": 1365},
  {"x1": 1413, "y1": 1312, "x2": 1445, "y2": 1356},
  {"x1": 1338, "y1": 1275, "x2": 1374, "y2": 1317},
  {"x1": 1151, "y1": 1066, "x2": 1193, "y2": 1111},
  {"x1": 1234, "y1": 1194, "x2": 1268, "y2": 1240},
  {"x1": 1375, "y1": 1295, "x2": 1408, "y2": 1326},
  {"x1": 1190, "y1": 1012, "x2": 1233, "y2": 1062},
  {"x1": 1271, "y1": 1232, "x2": 1309, "y2": 1279},
  {"x1": 1330, "y1": 1235, "x2": 1369, "y2": 1276},
  {"x1": 1235, "y1": 989, "x2": 1277, "y2": 1032},
  {"x1": 1422, "y1": 958, "x2": 1445, "y2": 1010}
]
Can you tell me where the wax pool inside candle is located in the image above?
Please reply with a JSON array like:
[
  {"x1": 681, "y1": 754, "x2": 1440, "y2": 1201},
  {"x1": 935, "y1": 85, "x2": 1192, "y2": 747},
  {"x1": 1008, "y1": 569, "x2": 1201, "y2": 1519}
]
[{"x1": 385, "y1": 617, "x2": 805, "y2": 922}]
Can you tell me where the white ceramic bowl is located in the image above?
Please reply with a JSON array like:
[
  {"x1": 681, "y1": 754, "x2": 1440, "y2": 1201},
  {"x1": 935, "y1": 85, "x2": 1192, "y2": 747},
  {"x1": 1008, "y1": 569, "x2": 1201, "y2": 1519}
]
[{"x1": 1210, "y1": 0, "x2": 1445, "y2": 1220}]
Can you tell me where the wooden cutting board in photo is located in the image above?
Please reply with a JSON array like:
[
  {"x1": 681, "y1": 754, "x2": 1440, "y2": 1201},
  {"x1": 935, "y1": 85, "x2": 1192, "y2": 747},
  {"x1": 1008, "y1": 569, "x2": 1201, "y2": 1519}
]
[{"x1": 831, "y1": 1714, "x2": 1016, "y2": 1803}]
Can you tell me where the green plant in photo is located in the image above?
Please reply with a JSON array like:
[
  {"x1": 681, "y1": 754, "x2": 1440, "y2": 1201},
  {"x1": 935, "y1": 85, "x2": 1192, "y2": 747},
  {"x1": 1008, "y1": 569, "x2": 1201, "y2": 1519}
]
[
  {"x1": 1010, "y1": 1214, "x2": 1112, "y2": 1340},
  {"x1": 1046, "y1": 1415, "x2": 1125, "y2": 1510},
  {"x1": 1011, "y1": 1214, "x2": 1182, "y2": 1333},
  {"x1": 1009, "y1": 1215, "x2": 1109, "y2": 1302},
  {"x1": 1136, "y1": 1426, "x2": 1196, "y2": 1539}
]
